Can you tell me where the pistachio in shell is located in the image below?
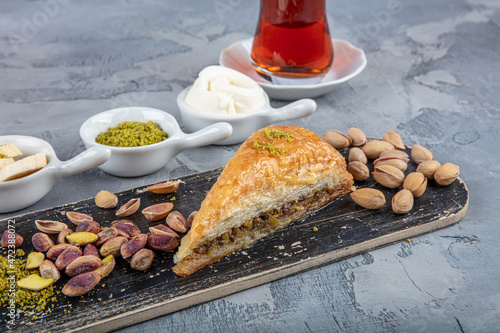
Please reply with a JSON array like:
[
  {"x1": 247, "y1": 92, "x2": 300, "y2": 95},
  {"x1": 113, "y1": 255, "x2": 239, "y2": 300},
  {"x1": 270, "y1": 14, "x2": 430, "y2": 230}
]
[
  {"x1": 411, "y1": 144, "x2": 433, "y2": 164},
  {"x1": 95, "y1": 190, "x2": 118, "y2": 209},
  {"x1": 348, "y1": 147, "x2": 367, "y2": 164},
  {"x1": 347, "y1": 128, "x2": 367, "y2": 147},
  {"x1": 391, "y1": 189, "x2": 414, "y2": 214},
  {"x1": 372, "y1": 164, "x2": 405, "y2": 188},
  {"x1": 322, "y1": 130, "x2": 352, "y2": 149},
  {"x1": 116, "y1": 198, "x2": 141, "y2": 217},
  {"x1": 434, "y1": 163, "x2": 460, "y2": 186},
  {"x1": 62, "y1": 271, "x2": 101, "y2": 297},
  {"x1": 35, "y1": 220, "x2": 68, "y2": 234},
  {"x1": 39, "y1": 259, "x2": 61, "y2": 283},
  {"x1": 66, "y1": 211, "x2": 93, "y2": 226},
  {"x1": 32, "y1": 232, "x2": 55, "y2": 252},
  {"x1": 403, "y1": 172, "x2": 428, "y2": 198},
  {"x1": 350, "y1": 188, "x2": 386, "y2": 209},
  {"x1": 416, "y1": 160, "x2": 441, "y2": 180},
  {"x1": 379, "y1": 149, "x2": 410, "y2": 163},
  {"x1": 130, "y1": 248, "x2": 155, "y2": 271},
  {"x1": 373, "y1": 157, "x2": 408, "y2": 172},
  {"x1": 65, "y1": 255, "x2": 102, "y2": 277},
  {"x1": 147, "y1": 181, "x2": 180, "y2": 194},
  {"x1": 142, "y1": 203, "x2": 174, "y2": 221},
  {"x1": 382, "y1": 131, "x2": 405, "y2": 150},
  {"x1": 362, "y1": 140, "x2": 395, "y2": 159},
  {"x1": 347, "y1": 161, "x2": 370, "y2": 181},
  {"x1": 1, "y1": 230, "x2": 23, "y2": 247}
]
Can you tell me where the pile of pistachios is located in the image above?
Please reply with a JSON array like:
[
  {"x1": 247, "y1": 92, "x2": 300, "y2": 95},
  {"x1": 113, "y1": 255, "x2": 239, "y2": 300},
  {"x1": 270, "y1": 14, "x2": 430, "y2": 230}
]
[
  {"x1": 323, "y1": 129, "x2": 460, "y2": 214},
  {"x1": 1, "y1": 180, "x2": 197, "y2": 300}
]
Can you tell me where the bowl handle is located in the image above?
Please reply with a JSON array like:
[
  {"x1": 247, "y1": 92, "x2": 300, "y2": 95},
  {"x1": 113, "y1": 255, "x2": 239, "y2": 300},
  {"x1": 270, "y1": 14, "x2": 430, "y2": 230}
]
[
  {"x1": 265, "y1": 98, "x2": 317, "y2": 123},
  {"x1": 57, "y1": 146, "x2": 111, "y2": 180},
  {"x1": 180, "y1": 122, "x2": 233, "y2": 149}
]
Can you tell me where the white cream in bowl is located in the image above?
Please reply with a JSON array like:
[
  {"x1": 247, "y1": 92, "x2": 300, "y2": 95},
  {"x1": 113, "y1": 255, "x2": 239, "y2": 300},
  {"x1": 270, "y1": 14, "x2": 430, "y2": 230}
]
[{"x1": 178, "y1": 66, "x2": 317, "y2": 145}]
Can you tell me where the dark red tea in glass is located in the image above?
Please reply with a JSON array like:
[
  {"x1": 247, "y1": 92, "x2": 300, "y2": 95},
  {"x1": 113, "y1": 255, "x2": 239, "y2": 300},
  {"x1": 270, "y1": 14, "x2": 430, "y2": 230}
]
[{"x1": 251, "y1": 0, "x2": 333, "y2": 80}]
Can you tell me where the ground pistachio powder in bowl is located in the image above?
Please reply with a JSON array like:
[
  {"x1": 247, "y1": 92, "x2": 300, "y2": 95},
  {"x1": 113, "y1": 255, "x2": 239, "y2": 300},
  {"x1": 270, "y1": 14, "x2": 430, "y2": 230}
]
[{"x1": 95, "y1": 120, "x2": 168, "y2": 147}]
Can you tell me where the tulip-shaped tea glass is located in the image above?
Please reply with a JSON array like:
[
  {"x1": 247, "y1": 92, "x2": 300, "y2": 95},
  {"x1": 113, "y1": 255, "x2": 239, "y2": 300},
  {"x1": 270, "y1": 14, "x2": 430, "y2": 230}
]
[{"x1": 251, "y1": 0, "x2": 333, "y2": 84}]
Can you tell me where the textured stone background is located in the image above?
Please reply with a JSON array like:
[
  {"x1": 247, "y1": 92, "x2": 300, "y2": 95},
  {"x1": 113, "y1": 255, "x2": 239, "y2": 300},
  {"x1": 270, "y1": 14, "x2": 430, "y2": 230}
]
[{"x1": 1, "y1": 0, "x2": 499, "y2": 332}]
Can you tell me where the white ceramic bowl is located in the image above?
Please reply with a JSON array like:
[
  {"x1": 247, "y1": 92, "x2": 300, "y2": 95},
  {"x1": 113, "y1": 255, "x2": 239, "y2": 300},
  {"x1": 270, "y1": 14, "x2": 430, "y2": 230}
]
[
  {"x1": 219, "y1": 38, "x2": 367, "y2": 100},
  {"x1": 79, "y1": 107, "x2": 232, "y2": 177},
  {"x1": 177, "y1": 86, "x2": 317, "y2": 145},
  {"x1": 0, "y1": 135, "x2": 110, "y2": 213}
]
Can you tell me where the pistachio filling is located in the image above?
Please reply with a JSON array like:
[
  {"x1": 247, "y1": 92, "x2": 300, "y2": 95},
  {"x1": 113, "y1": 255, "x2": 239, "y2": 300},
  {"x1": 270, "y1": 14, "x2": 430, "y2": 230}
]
[{"x1": 192, "y1": 186, "x2": 338, "y2": 256}]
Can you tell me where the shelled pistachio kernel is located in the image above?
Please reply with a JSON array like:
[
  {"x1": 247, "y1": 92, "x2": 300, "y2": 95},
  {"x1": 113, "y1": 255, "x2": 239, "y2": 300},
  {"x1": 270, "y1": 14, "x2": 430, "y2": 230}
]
[
  {"x1": 62, "y1": 271, "x2": 101, "y2": 297},
  {"x1": 17, "y1": 274, "x2": 53, "y2": 291},
  {"x1": 130, "y1": 248, "x2": 155, "y2": 271},
  {"x1": 65, "y1": 255, "x2": 102, "y2": 277},
  {"x1": 39, "y1": 259, "x2": 61, "y2": 283},
  {"x1": 32, "y1": 233, "x2": 55, "y2": 252},
  {"x1": 99, "y1": 236, "x2": 128, "y2": 257},
  {"x1": 76, "y1": 220, "x2": 100, "y2": 234},
  {"x1": 166, "y1": 211, "x2": 189, "y2": 233},
  {"x1": 66, "y1": 232, "x2": 98, "y2": 246},
  {"x1": 25, "y1": 252, "x2": 45, "y2": 270},
  {"x1": 1, "y1": 230, "x2": 23, "y2": 247},
  {"x1": 95, "y1": 255, "x2": 116, "y2": 278}
]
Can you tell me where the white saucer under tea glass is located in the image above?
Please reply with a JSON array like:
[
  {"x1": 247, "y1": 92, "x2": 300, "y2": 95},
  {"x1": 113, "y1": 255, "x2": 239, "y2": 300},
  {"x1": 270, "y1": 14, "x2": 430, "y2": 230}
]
[{"x1": 219, "y1": 38, "x2": 367, "y2": 100}]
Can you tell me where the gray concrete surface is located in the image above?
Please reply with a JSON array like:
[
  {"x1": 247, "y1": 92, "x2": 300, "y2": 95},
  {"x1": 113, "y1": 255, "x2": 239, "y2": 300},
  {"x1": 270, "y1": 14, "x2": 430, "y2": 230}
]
[{"x1": 1, "y1": 0, "x2": 499, "y2": 332}]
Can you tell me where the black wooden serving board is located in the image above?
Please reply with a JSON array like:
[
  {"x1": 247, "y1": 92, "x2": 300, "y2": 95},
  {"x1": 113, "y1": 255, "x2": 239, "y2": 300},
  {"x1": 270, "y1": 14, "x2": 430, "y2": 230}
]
[{"x1": 0, "y1": 147, "x2": 468, "y2": 333}]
